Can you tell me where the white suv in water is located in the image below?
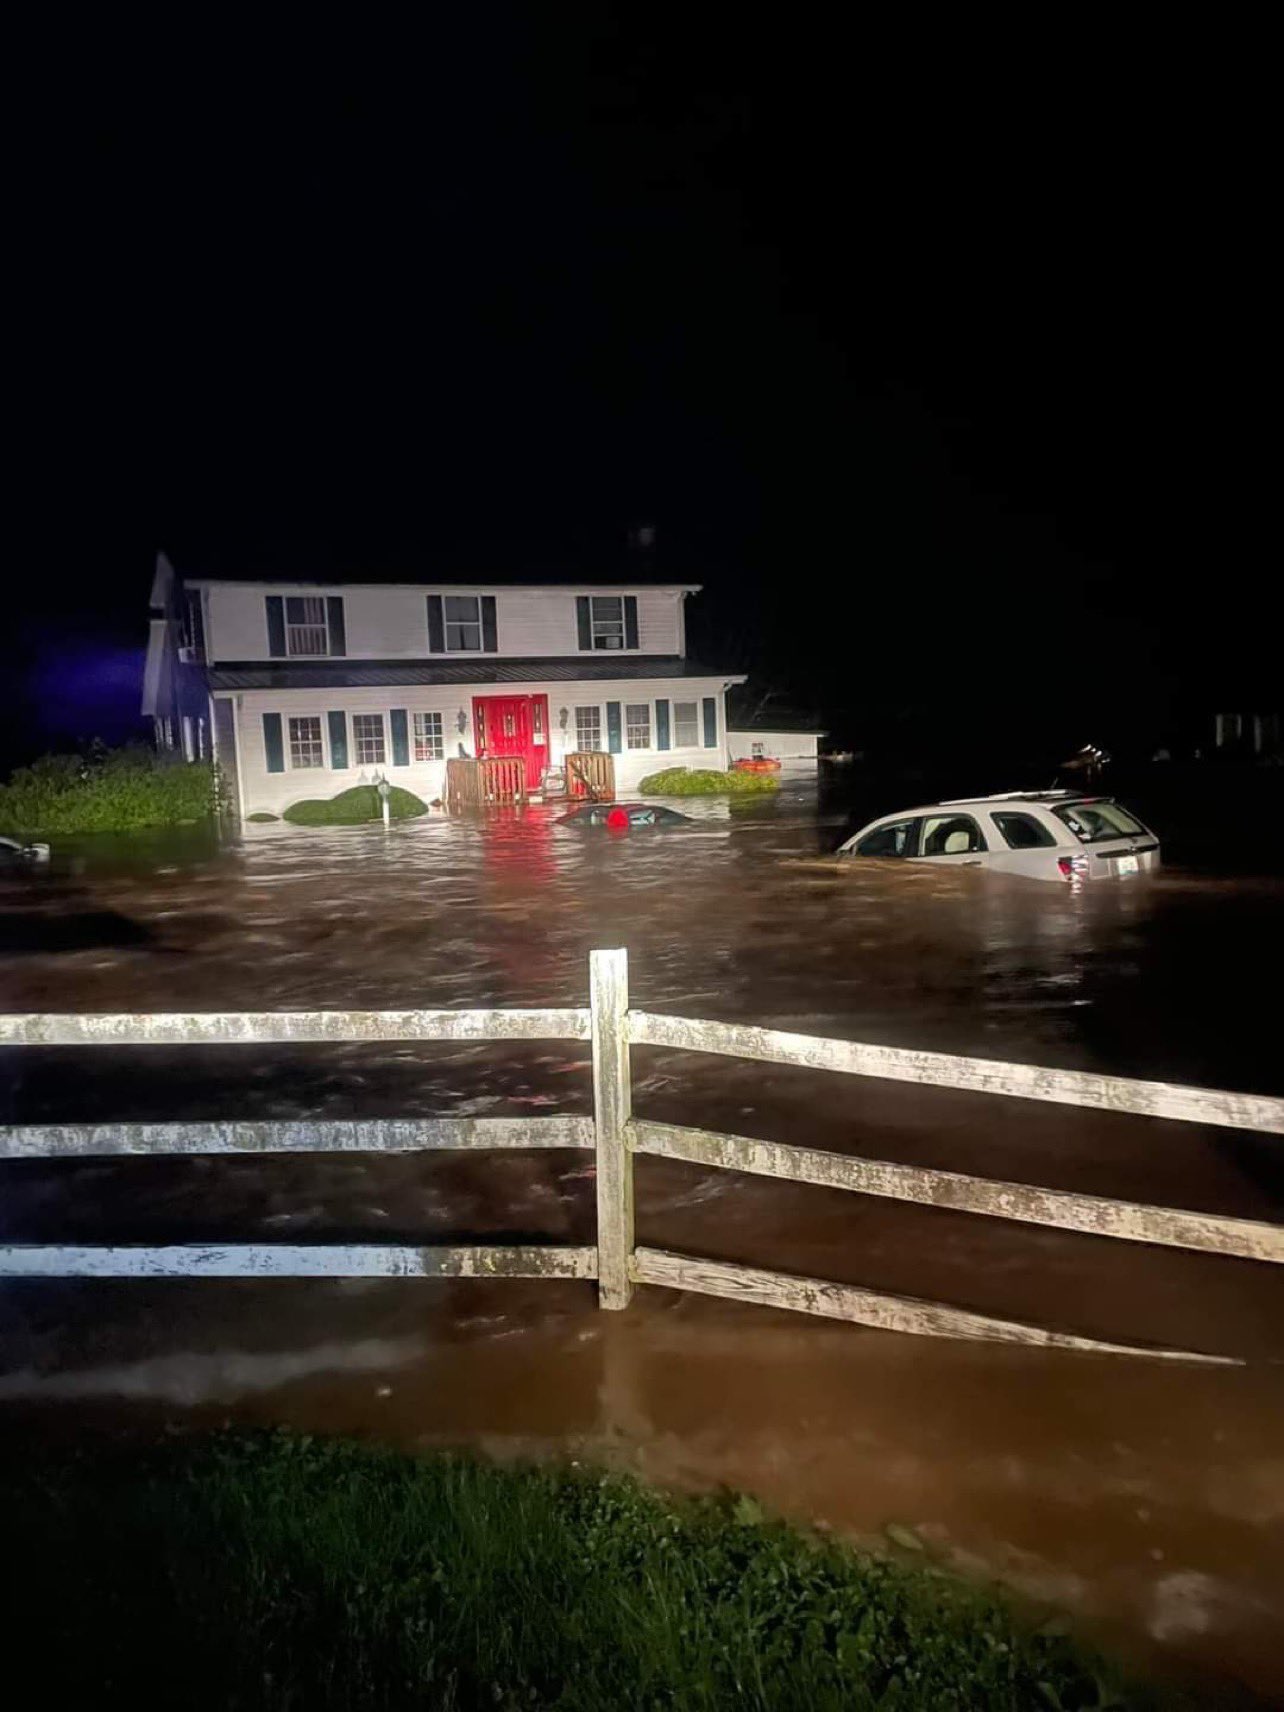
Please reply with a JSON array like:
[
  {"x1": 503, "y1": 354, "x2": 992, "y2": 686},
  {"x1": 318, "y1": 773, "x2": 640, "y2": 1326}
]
[{"x1": 837, "y1": 791, "x2": 1160, "y2": 882}]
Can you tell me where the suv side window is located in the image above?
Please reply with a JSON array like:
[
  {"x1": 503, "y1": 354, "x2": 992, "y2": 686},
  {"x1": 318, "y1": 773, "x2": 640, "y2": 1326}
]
[
  {"x1": 855, "y1": 817, "x2": 918, "y2": 857},
  {"x1": 992, "y1": 811, "x2": 1056, "y2": 850},
  {"x1": 919, "y1": 813, "x2": 985, "y2": 856}
]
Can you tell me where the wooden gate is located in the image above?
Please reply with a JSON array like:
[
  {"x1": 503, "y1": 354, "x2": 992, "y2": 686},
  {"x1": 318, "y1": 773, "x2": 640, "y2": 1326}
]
[
  {"x1": 565, "y1": 751, "x2": 615, "y2": 801},
  {"x1": 445, "y1": 756, "x2": 527, "y2": 810}
]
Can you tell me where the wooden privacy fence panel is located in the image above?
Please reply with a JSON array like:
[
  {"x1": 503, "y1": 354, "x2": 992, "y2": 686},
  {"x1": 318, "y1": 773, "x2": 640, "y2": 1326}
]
[
  {"x1": 565, "y1": 751, "x2": 615, "y2": 801},
  {"x1": 1, "y1": 949, "x2": 1281, "y2": 1364},
  {"x1": 445, "y1": 757, "x2": 531, "y2": 810},
  {"x1": 481, "y1": 757, "x2": 526, "y2": 805},
  {"x1": 444, "y1": 757, "x2": 481, "y2": 812}
]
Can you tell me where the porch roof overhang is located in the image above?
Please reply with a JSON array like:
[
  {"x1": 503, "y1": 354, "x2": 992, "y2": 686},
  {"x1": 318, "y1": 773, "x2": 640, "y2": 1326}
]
[{"x1": 207, "y1": 656, "x2": 746, "y2": 692}]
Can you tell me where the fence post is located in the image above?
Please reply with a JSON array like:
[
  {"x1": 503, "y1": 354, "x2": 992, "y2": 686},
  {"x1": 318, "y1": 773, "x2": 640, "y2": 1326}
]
[{"x1": 590, "y1": 948, "x2": 634, "y2": 1309}]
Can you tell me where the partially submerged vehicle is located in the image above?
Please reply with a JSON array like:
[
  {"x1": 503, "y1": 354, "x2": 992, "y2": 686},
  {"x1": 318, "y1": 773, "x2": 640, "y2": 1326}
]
[
  {"x1": 557, "y1": 802, "x2": 692, "y2": 830},
  {"x1": 1, "y1": 836, "x2": 51, "y2": 868},
  {"x1": 837, "y1": 791, "x2": 1159, "y2": 882}
]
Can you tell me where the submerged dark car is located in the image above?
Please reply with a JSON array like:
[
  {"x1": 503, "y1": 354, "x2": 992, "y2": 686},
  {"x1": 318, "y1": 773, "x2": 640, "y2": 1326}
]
[
  {"x1": 1, "y1": 836, "x2": 51, "y2": 868},
  {"x1": 557, "y1": 802, "x2": 692, "y2": 829}
]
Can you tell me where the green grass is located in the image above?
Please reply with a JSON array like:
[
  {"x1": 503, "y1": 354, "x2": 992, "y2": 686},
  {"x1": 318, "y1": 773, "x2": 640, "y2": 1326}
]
[
  {"x1": 0, "y1": 745, "x2": 221, "y2": 834},
  {"x1": 246, "y1": 810, "x2": 280, "y2": 822},
  {"x1": 281, "y1": 784, "x2": 428, "y2": 824},
  {"x1": 639, "y1": 766, "x2": 780, "y2": 796},
  {"x1": 0, "y1": 1431, "x2": 1139, "y2": 1710}
]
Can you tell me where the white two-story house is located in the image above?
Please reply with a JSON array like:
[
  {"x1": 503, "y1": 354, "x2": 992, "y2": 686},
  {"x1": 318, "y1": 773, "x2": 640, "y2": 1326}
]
[{"x1": 143, "y1": 554, "x2": 746, "y2": 817}]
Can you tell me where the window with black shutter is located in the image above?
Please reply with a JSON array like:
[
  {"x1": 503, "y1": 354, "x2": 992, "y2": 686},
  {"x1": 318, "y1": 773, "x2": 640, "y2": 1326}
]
[{"x1": 577, "y1": 595, "x2": 641, "y2": 651}]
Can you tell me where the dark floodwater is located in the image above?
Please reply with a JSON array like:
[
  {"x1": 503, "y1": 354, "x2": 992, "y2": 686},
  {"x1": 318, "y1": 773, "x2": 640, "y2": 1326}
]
[{"x1": 2, "y1": 771, "x2": 1283, "y2": 1702}]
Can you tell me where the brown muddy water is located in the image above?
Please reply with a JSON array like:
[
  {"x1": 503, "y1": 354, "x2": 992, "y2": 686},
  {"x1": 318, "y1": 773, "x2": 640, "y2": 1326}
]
[{"x1": 2, "y1": 779, "x2": 1282, "y2": 1702}]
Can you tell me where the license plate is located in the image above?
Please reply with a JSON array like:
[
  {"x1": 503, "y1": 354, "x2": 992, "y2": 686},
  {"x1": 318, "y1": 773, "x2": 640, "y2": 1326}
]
[{"x1": 1116, "y1": 853, "x2": 1139, "y2": 876}]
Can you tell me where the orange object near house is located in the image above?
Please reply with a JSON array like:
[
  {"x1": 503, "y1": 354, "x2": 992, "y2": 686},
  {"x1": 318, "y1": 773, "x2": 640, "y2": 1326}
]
[{"x1": 732, "y1": 756, "x2": 781, "y2": 774}]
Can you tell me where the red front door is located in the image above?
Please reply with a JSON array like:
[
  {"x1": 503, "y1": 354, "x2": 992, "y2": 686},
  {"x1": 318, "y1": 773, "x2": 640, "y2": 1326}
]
[{"x1": 473, "y1": 694, "x2": 549, "y2": 790}]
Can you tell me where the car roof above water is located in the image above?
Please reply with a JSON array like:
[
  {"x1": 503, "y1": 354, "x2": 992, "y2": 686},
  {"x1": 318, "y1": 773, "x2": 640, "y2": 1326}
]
[{"x1": 876, "y1": 792, "x2": 1101, "y2": 818}]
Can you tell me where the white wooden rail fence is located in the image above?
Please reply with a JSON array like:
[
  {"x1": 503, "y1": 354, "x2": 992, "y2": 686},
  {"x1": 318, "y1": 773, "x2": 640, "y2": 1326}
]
[{"x1": 2, "y1": 949, "x2": 1282, "y2": 1365}]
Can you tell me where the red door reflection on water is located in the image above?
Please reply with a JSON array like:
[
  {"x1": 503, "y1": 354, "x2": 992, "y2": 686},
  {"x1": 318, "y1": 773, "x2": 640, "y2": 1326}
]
[{"x1": 480, "y1": 806, "x2": 560, "y2": 987}]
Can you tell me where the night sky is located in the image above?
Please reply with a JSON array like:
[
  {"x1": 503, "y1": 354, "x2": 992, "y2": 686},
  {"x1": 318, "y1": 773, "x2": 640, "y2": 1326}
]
[{"x1": 7, "y1": 19, "x2": 1273, "y2": 771}]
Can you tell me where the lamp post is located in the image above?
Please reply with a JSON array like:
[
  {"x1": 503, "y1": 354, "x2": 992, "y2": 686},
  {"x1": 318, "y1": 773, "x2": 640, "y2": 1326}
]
[{"x1": 375, "y1": 772, "x2": 392, "y2": 831}]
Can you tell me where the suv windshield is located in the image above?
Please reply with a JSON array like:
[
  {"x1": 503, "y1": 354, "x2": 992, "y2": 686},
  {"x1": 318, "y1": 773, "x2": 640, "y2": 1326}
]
[{"x1": 1053, "y1": 800, "x2": 1145, "y2": 843}]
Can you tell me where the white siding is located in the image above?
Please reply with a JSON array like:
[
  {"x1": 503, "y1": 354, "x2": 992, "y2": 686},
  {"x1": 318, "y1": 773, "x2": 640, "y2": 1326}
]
[
  {"x1": 202, "y1": 584, "x2": 689, "y2": 662},
  {"x1": 225, "y1": 675, "x2": 732, "y2": 816}
]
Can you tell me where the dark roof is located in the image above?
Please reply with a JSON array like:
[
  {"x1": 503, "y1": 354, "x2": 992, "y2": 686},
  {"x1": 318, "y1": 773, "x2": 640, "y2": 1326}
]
[
  {"x1": 165, "y1": 541, "x2": 707, "y2": 590},
  {"x1": 207, "y1": 656, "x2": 743, "y2": 691}
]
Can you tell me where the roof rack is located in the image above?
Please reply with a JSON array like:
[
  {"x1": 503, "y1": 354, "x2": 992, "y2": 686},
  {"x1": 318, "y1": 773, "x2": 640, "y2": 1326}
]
[{"x1": 939, "y1": 789, "x2": 1081, "y2": 805}]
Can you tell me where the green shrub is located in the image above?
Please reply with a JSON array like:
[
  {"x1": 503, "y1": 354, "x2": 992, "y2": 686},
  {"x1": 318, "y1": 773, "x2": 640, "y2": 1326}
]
[
  {"x1": 2, "y1": 1432, "x2": 1135, "y2": 1711},
  {"x1": 282, "y1": 784, "x2": 428, "y2": 825},
  {"x1": 0, "y1": 745, "x2": 221, "y2": 834},
  {"x1": 639, "y1": 765, "x2": 780, "y2": 796},
  {"x1": 246, "y1": 811, "x2": 279, "y2": 823}
]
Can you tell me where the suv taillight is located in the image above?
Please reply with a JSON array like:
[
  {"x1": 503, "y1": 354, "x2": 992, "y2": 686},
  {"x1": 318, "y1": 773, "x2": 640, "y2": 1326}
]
[{"x1": 1058, "y1": 855, "x2": 1089, "y2": 880}]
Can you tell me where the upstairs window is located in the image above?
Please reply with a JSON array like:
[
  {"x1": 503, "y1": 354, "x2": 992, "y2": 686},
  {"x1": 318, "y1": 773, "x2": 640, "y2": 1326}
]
[
  {"x1": 427, "y1": 593, "x2": 497, "y2": 653},
  {"x1": 591, "y1": 596, "x2": 625, "y2": 650},
  {"x1": 576, "y1": 594, "x2": 639, "y2": 651},
  {"x1": 444, "y1": 595, "x2": 482, "y2": 651},
  {"x1": 267, "y1": 594, "x2": 345, "y2": 657},
  {"x1": 285, "y1": 597, "x2": 330, "y2": 656}
]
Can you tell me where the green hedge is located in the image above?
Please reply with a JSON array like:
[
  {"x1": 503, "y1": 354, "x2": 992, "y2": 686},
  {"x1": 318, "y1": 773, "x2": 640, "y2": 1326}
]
[
  {"x1": 281, "y1": 784, "x2": 428, "y2": 825},
  {"x1": 639, "y1": 765, "x2": 780, "y2": 796},
  {"x1": 0, "y1": 745, "x2": 220, "y2": 834},
  {"x1": 1, "y1": 1432, "x2": 1134, "y2": 1711}
]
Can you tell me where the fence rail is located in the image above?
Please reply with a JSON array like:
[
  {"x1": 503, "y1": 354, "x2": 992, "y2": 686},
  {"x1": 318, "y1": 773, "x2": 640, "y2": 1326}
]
[
  {"x1": 0, "y1": 1007, "x2": 589, "y2": 1049},
  {"x1": 0, "y1": 1245, "x2": 597, "y2": 1280},
  {"x1": 0, "y1": 1116, "x2": 594, "y2": 1159},
  {"x1": 629, "y1": 1011, "x2": 1284, "y2": 1135},
  {"x1": 631, "y1": 1120, "x2": 1284, "y2": 1264},
  {"x1": 2, "y1": 949, "x2": 1281, "y2": 1366},
  {"x1": 628, "y1": 1249, "x2": 1231, "y2": 1364}
]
